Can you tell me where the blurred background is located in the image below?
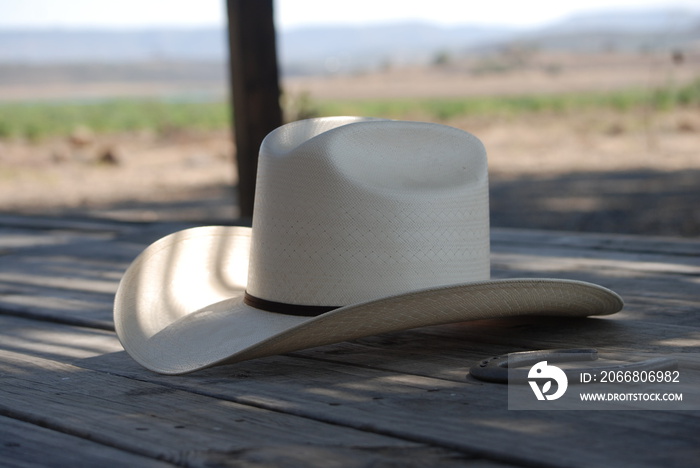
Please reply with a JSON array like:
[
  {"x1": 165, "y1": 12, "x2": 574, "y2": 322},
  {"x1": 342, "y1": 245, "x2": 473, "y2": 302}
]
[{"x1": 0, "y1": 0, "x2": 698, "y2": 235}]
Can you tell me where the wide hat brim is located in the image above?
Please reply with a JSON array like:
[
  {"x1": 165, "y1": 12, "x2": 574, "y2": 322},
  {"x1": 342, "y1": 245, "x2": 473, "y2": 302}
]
[{"x1": 114, "y1": 226, "x2": 623, "y2": 374}]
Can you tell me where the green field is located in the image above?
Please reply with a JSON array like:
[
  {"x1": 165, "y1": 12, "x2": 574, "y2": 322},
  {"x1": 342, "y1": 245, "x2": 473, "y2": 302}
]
[
  {"x1": 313, "y1": 79, "x2": 700, "y2": 120},
  {"x1": 1, "y1": 78, "x2": 698, "y2": 141},
  {"x1": 0, "y1": 99, "x2": 231, "y2": 141}
]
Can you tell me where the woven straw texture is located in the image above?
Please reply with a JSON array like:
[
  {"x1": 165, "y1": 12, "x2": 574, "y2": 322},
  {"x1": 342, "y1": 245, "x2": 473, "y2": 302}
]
[
  {"x1": 248, "y1": 117, "x2": 489, "y2": 305},
  {"x1": 114, "y1": 118, "x2": 624, "y2": 375}
]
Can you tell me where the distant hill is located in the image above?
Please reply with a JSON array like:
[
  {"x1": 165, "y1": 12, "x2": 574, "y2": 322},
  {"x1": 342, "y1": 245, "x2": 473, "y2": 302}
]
[
  {"x1": 541, "y1": 7, "x2": 700, "y2": 32},
  {"x1": 278, "y1": 22, "x2": 516, "y2": 75},
  {"x1": 510, "y1": 8, "x2": 700, "y2": 54},
  {"x1": 0, "y1": 7, "x2": 698, "y2": 76}
]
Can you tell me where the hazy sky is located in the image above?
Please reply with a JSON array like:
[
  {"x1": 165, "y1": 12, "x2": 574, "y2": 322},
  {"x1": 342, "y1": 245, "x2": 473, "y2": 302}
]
[{"x1": 0, "y1": 0, "x2": 698, "y2": 30}]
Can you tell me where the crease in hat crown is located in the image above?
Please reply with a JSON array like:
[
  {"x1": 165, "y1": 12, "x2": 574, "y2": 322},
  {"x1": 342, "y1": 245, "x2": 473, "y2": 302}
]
[{"x1": 245, "y1": 116, "x2": 491, "y2": 309}]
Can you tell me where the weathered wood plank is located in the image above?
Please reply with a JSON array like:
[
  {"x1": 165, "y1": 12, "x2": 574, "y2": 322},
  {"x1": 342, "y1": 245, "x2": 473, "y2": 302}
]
[
  {"x1": 90, "y1": 347, "x2": 700, "y2": 468},
  {"x1": 290, "y1": 318, "x2": 700, "y2": 383},
  {"x1": 0, "y1": 227, "x2": 110, "y2": 254},
  {"x1": 0, "y1": 415, "x2": 175, "y2": 468},
  {"x1": 492, "y1": 228, "x2": 700, "y2": 257},
  {"x1": 0, "y1": 346, "x2": 488, "y2": 468},
  {"x1": 489, "y1": 248, "x2": 700, "y2": 327},
  {"x1": 0, "y1": 250, "x2": 123, "y2": 329},
  {"x1": 2, "y1": 315, "x2": 698, "y2": 468},
  {"x1": 0, "y1": 213, "x2": 137, "y2": 234},
  {"x1": 0, "y1": 222, "x2": 197, "y2": 328}
]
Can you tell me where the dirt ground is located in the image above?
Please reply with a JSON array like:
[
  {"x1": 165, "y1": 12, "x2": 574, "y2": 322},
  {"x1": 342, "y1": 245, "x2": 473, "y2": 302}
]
[
  {"x1": 2, "y1": 106, "x2": 698, "y2": 236},
  {"x1": 1, "y1": 54, "x2": 699, "y2": 237}
]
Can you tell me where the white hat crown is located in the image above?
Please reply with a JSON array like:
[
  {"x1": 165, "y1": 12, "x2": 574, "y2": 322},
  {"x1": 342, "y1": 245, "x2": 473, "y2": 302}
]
[{"x1": 246, "y1": 117, "x2": 491, "y2": 308}]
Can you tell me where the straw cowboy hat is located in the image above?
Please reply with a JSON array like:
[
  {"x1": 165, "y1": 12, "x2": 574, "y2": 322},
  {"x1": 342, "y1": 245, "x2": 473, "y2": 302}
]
[{"x1": 114, "y1": 116, "x2": 623, "y2": 375}]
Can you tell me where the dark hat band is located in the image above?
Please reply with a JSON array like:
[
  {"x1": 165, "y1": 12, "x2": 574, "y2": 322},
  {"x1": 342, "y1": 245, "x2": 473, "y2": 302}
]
[{"x1": 243, "y1": 292, "x2": 338, "y2": 317}]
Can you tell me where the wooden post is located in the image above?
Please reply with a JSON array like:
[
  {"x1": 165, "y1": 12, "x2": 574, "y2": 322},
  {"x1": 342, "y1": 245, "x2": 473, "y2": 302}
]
[{"x1": 226, "y1": 0, "x2": 282, "y2": 220}]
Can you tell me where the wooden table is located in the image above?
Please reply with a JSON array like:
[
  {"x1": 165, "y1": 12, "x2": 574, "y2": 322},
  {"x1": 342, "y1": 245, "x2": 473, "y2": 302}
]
[{"x1": 1, "y1": 214, "x2": 699, "y2": 467}]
